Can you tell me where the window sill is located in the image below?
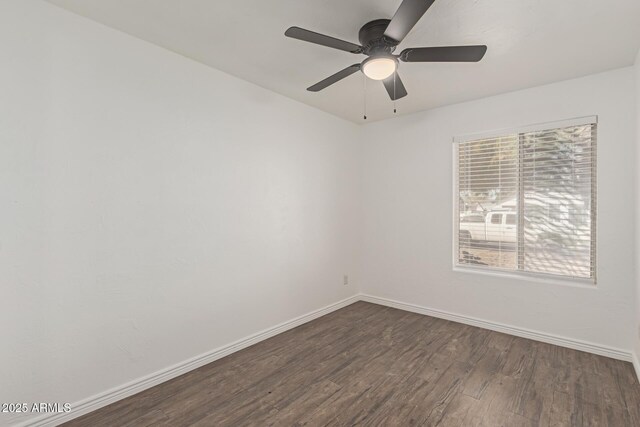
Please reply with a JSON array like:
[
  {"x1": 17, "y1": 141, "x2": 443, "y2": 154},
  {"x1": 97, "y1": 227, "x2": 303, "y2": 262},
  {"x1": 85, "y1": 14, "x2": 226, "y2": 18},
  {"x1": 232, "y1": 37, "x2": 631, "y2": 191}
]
[{"x1": 452, "y1": 265, "x2": 596, "y2": 289}]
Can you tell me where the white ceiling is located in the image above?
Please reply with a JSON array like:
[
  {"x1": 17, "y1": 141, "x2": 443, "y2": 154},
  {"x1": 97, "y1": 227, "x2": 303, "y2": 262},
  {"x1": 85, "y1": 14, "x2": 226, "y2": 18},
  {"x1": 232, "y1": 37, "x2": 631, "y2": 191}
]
[{"x1": 47, "y1": 0, "x2": 640, "y2": 124}]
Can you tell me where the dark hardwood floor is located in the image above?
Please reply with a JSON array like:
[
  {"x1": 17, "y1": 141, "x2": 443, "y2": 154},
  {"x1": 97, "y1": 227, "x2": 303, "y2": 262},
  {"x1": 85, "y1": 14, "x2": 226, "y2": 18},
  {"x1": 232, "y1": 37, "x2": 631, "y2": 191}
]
[{"x1": 63, "y1": 302, "x2": 640, "y2": 426}]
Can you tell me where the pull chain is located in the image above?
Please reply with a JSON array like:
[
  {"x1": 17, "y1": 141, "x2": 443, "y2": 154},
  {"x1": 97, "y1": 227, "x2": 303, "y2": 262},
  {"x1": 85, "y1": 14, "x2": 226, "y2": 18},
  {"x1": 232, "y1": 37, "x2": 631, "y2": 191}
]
[
  {"x1": 363, "y1": 74, "x2": 367, "y2": 120},
  {"x1": 393, "y1": 72, "x2": 397, "y2": 114}
]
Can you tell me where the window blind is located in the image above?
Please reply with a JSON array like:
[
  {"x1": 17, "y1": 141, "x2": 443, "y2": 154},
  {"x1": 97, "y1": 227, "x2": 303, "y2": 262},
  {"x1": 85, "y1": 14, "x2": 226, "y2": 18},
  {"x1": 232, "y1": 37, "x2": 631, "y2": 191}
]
[{"x1": 455, "y1": 121, "x2": 597, "y2": 282}]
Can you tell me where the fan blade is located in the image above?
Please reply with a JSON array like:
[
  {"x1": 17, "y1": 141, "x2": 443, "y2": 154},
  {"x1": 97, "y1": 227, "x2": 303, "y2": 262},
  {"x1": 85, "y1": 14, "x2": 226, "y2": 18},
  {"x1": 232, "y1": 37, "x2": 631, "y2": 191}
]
[
  {"x1": 285, "y1": 27, "x2": 362, "y2": 53},
  {"x1": 307, "y1": 64, "x2": 361, "y2": 92},
  {"x1": 384, "y1": 0, "x2": 436, "y2": 43},
  {"x1": 400, "y1": 45, "x2": 487, "y2": 62},
  {"x1": 382, "y1": 72, "x2": 408, "y2": 100}
]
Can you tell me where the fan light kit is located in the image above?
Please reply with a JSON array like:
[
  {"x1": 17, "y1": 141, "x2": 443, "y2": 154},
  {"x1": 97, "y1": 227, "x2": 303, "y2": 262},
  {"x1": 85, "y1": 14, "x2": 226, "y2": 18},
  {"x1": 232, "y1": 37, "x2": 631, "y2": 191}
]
[
  {"x1": 285, "y1": 0, "x2": 487, "y2": 117},
  {"x1": 361, "y1": 56, "x2": 397, "y2": 81}
]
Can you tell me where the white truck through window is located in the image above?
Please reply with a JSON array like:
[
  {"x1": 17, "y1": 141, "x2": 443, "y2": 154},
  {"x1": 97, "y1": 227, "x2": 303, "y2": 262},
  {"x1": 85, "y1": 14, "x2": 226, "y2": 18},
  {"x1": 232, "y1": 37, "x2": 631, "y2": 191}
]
[{"x1": 459, "y1": 211, "x2": 516, "y2": 243}]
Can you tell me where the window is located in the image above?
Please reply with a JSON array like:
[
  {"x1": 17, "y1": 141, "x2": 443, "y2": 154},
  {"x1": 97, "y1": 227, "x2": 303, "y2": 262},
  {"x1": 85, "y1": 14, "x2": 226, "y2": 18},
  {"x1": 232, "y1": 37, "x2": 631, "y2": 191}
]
[{"x1": 455, "y1": 118, "x2": 597, "y2": 282}]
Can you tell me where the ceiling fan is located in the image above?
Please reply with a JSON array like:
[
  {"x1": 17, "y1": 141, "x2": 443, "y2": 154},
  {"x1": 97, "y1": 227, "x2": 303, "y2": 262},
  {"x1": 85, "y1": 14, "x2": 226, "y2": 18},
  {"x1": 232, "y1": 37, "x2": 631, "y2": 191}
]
[{"x1": 285, "y1": 0, "x2": 487, "y2": 101}]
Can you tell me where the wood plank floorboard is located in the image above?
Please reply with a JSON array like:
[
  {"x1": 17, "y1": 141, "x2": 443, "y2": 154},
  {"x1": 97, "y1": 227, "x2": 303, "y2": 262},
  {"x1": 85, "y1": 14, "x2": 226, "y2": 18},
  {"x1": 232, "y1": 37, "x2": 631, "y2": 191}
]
[{"x1": 62, "y1": 302, "x2": 640, "y2": 426}]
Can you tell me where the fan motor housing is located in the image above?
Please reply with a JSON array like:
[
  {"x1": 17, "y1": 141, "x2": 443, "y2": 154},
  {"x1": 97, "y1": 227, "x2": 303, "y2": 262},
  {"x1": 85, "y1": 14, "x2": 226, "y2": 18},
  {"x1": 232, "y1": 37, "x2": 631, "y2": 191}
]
[{"x1": 358, "y1": 19, "x2": 398, "y2": 56}]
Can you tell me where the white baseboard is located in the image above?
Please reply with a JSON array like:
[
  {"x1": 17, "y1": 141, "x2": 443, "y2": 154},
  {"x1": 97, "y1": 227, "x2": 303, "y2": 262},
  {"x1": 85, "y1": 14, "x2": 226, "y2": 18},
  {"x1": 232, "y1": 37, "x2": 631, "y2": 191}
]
[
  {"x1": 360, "y1": 294, "x2": 634, "y2": 363},
  {"x1": 16, "y1": 295, "x2": 360, "y2": 427},
  {"x1": 633, "y1": 352, "x2": 640, "y2": 384}
]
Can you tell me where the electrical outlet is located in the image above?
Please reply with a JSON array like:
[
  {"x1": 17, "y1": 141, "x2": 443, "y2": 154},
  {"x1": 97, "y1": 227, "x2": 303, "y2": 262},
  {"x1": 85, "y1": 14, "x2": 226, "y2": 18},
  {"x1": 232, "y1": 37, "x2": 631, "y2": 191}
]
[
  {"x1": 343, "y1": 275, "x2": 349, "y2": 286},
  {"x1": 637, "y1": 324, "x2": 640, "y2": 339}
]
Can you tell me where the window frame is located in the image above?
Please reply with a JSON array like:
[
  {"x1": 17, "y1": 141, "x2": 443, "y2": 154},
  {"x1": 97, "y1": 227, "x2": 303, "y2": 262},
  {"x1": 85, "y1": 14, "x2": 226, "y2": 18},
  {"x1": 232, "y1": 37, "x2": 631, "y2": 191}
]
[{"x1": 451, "y1": 116, "x2": 598, "y2": 287}]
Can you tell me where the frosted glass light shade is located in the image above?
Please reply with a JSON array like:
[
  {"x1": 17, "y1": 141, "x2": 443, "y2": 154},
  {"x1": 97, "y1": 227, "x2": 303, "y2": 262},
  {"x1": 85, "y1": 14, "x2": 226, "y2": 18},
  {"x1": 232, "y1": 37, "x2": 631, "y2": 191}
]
[{"x1": 362, "y1": 57, "x2": 397, "y2": 80}]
